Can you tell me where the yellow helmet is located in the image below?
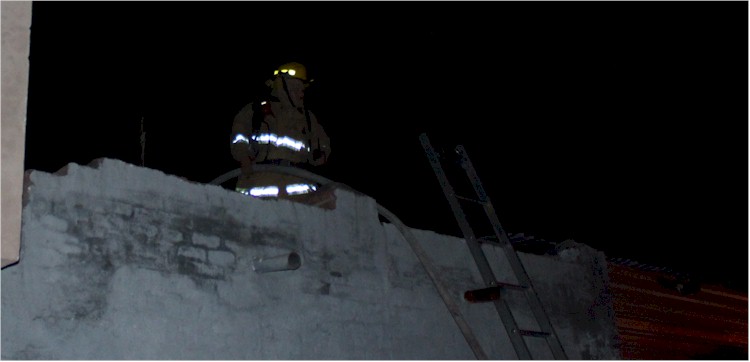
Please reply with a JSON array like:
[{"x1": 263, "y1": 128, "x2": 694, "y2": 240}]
[{"x1": 273, "y1": 62, "x2": 308, "y2": 82}]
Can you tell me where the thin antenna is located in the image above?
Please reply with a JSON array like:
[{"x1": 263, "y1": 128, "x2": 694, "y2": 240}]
[{"x1": 140, "y1": 116, "x2": 146, "y2": 167}]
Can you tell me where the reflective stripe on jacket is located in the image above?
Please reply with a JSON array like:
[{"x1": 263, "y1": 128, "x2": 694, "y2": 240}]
[{"x1": 230, "y1": 101, "x2": 330, "y2": 165}]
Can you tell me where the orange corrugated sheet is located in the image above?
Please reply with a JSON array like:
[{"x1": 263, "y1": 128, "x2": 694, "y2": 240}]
[{"x1": 608, "y1": 263, "x2": 748, "y2": 359}]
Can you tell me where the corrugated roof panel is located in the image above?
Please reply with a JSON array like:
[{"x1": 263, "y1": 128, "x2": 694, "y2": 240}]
[{"x1": 608, "y1": 262, "x2": 747, "y2": 359}]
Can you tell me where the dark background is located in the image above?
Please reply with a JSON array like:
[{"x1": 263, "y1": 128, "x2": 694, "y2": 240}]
[{"x1": 24, "y1": 2, "x2": 748, "y2": 291}]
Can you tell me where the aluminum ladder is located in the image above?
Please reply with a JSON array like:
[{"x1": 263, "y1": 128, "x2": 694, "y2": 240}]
[{"x1": 419, "y1": 133, "x2": 567, "y2": 360}]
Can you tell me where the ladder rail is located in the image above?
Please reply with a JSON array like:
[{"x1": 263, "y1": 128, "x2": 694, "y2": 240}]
[
  {"x1": 420, "y1": 133, "x2": 569, "y2": 360},
  {"x1": 421, "y1": 134, "x2": 533, "y2": 360},
  {"x1": 456, "y1": 145, "x2": 568, "y2": 360}
]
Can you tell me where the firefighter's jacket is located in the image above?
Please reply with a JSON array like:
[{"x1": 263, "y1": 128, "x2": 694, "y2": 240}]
[{"x1": 230, "y1": 100, "x2": 330, "y2": 167}]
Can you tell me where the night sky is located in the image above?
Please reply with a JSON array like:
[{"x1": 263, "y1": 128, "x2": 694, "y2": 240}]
[{"x1": 24, "y1": 2, "x2": 748, "y2": 291}]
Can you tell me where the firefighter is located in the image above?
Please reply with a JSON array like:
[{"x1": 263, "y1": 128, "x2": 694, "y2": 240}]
[{"x1": 230, "y1": 62, "x2": 332, "y2": 204}]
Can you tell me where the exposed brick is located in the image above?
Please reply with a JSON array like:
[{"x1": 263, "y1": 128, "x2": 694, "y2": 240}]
[
  {"x1": 132, "y1": 224, "x2": 158, "y2": 239},
  {"x1": 177, "y1": 245, "x2": 205, "y2": 262},
  {"x1": 111, "y1": 203, "x2": 134, "y2": 217},
  {"x1": 161, "y1": 228, "x2": 184, "y2": 243},
  {"x1": 178, "y1": 258, "x2": 225, "y2": 279},
  {"x1": 192, "y1": 233, "x2": 220, "y2": 249},
  {"x1": 208, "y1": 250, "x2": 236, "y2": 267},
  {"x1": 194, "y1": 262, "x2": 225, "y2": 279}
]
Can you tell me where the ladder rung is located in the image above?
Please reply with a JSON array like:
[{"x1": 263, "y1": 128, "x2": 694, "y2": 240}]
[
  {"x1": 492, "y1": 281, "x2": 528, "y2": 291},
  {"x1": 452, "y1": 194, "x2": 486, "y2": 205},
  {"x1": 463, "y1": 282, "x2": 528, "y2": 303},
  {"x1": 477, "y1": 235, "x2": 500, "y2": 245},
  {"x1": 463, "y1": 286, "x2": 501, "y2": 303},
  {"x1": 515, "y1": 329, "x2": 550, "y2": 338}
]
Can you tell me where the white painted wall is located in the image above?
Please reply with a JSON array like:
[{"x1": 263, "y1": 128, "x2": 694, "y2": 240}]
[{"x1": 2, "y1": 158, "x2": 620, "y2": 359}]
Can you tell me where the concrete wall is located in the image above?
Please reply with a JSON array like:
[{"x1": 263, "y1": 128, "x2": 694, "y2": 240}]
[
  {"x1": 2, "y1": 158, "x2": 620, "y2": 359},
  {"x1": 1, "y1": 1, "x2": 32, "y2": 267}
]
